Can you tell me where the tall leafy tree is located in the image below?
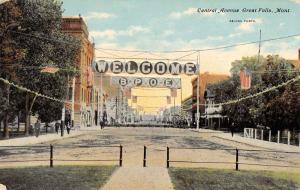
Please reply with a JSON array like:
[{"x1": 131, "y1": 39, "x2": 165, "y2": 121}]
[
  {"x1": 0, "y1": 0, "x2": 24, "y2": 138},
  {"x1": 0, "y1": 0, "x2": 81, "y2": 137},
  {"x1": 208, "y1": 55, "x2": 299, "y2": 131}
]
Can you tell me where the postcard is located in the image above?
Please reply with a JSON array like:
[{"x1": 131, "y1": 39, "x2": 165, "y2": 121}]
[{"x1": 0, "y1": 0, "x2": 299, "y2": 189}]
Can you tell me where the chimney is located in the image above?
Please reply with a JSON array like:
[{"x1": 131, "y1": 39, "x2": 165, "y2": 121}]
[{"x1": 298, "y1": 48, "x2": 300, "y2": 60}]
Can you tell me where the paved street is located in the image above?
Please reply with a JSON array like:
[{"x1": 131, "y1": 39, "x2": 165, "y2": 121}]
[
  {"x1": 0, "y1": 127, "x2": 299, "y2": 171},
  {"x1": 1, "y1": 127, "x2": 300, "y2": 190}
]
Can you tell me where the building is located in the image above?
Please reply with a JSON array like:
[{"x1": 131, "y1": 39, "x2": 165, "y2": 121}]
[
  {"x1": 181, "y1": 95, "x2": 193, "y2": 124},
  {"x1": 191, "y1": 72, "x2": 229, "y2": 127},
  {"x1": 61, "y1": 16, "x2": 98, "y2": 128},
  {"x1": 288, "y1": 49, "x2": 300, "y2": 69},
  {"x1": 203, "y1": 83, "x2": 227, "y2": 129}
]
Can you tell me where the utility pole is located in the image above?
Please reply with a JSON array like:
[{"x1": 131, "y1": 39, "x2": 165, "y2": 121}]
[
  {"x1": 115, "y1": 96, "x2": 118, "y2": 124},
  {"x1": 71, "y1": 77, "x2": 75, "y2": 128},
  {"x1": 61, "y1": 74, "x2": 70, "y2": 136},
  {"x1": 196, "y1": 54, "x2": 200, "y2": 130},
  {"x1": 100, "y1": 73, "x2": 103, "y2": 127},
  {"x1": 180, "y1": 80, "x2": 183, "y2": 117},
  {"x1": 173, "y1": 91, "x2": 176, "y2": 116}
]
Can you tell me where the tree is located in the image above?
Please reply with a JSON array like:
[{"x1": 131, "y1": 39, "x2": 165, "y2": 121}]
[
  {"x1": 258, "y1": 55, "x2": 300, "y2": 131},
  {"x1": 208, "y1": 55, "x2": 300, "y2": 131},
  {"x1": 17, "y1": 0, "x2": 80, "y2": 135},
  {"x1": 0, "y1": 0, "x2": 24, "y2": 138},
  {"x1": 0, "y1": 0, "x2": 81, "y2": 137}
]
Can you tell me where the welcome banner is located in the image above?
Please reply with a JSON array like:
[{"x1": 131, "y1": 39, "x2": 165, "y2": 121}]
[{"x1": 93, "y1": 60, "x2": 198, "y2": 76}]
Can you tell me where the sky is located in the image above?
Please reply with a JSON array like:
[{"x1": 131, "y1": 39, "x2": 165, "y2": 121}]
[{"x1": 62, "y1": 0, "x2": 300, "y2": 113}]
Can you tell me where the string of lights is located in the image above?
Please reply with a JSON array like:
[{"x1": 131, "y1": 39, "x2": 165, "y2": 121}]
[
  {"x1": 0, "y1": 77, "x2": 86, "y2": 106},
  {"x1": 1, "y1": 63, "x2": 299, "y2": 75},
  {"x1": 1, "y1": 75, "x2": 299, "y2": 110},
  {"x1": 0, "y1": 64, "x2": 80, "y2": 72},
  {"x1": 211, "y1": 75, "x2": 300, "y2": 106}
]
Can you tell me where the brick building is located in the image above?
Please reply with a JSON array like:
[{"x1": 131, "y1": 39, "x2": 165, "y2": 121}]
[
  {"x1": 288, "y1": 49, "x2": 300, "y2": 69},
  {"x1": 61, "y1": 16, "x2": 99, "y2": 127},
  {"x1": 191, "y1": 72, "x2": 229, "y2": 126}
]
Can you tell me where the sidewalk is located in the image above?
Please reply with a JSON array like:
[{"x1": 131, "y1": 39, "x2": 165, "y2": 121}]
[
  {"x1": 0, "y1": 127, "x2": 103, "y2": 146},
  {"x1": 101, "y1": 167, "x2": 173, "y2": 190},
  {"x1": 209, "y1": 130, "x2": 300, "y2": 152}
]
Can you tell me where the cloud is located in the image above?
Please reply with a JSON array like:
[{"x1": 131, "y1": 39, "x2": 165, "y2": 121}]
[
  {"x1": 206, "y1": 35, "x2": 224, "y2": 41},
  {"x1": 183, "y1": 7, "x2": 198, "y2": 15},
  {"x1": 119, "y1": 26, "x2": 150, "y2": 36},
  {"x1": 169, "y1": 7, "x2": 198, "y2": 19},
  {"x1": 84, "y1": 12, "x2": 116, "y2": 20},
  {"x1": 90, "y1": 26, "x2": 150, "y2": 39},
  {"x1": 236, "y1": 18, "x2": 263, "y2": 32},
  {"x1": 90, "y1": 30, "x2": 117, "y2": 39},
  {"x1": 279, "y1": 22, "x2": 285, "y2": 27},
  {"x1": 162, "y1": 30, "x2": 174, "y2": 37},
  {"x1": 169, "y1": 7, "x2": 223, "y2": 19},
  {"x1": 294, "y1": 36, "x2": 300, "y2": 41},
  {"x1": 290, "y1": 0, "x2": 300, "y2": 4},
  {"x1": 228, "y1": 33, "x2": 242, "y2": 38}
]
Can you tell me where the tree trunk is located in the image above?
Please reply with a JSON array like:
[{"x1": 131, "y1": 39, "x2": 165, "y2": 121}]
[
  {"x1": 3, "y1": 113, "x2": 9, "y2": 139},
  {"x1": 17, "y1": 111, "x2": 20, "y2": 132},
  {"x1": 25, "y1": 93, "x2": 37, "y2": 136},
  {"x1": 25, "y1": 93, "x2": 30, "y2": 136},
  {"x1": 3, "y1": 84, "x2": 10, "y2": 139}
]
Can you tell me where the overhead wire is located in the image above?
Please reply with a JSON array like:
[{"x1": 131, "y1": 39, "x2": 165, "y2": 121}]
[
  {"x1": 4, "y1": 28, "x2": 300, "y2": 58},
  {"x1": 94, "y1": 33, "x2": 300, "y2": 53},
  {"x1": 95, "y1": 56, "x2": 195, "y2": 62}
]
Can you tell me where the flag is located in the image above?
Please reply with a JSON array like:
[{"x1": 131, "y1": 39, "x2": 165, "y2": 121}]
[
  {"x1": 240, "y1": 69, "x2": 252, "y2": 90},
  {"x1": 40, "y1": 66, "x2": 59, "y2": 74},
  {"x1": 167, "y1": 96, "x2": 171, "y2": 104},
  {"x1": 170, "y1": 89, "x2": 177, "y2": 97}
]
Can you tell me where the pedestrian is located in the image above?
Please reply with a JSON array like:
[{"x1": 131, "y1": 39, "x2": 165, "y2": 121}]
[
  {"x1": 66, "y1": 123, "x2": 71, "y2": 134},
  {"x1": 230, "y1": 122, "x2": 235, "y2": 137},
  {"x1": 34, "y1": 119, "x2": 41, "y2": 137},
  {"x1": 55, "y1": 121, "x2": 60, "y2": 134}
]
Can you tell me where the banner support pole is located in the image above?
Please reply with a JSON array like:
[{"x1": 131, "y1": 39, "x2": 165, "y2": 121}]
[{"x1": 196, "y1": 53, "x2": 200, "y2": 130}]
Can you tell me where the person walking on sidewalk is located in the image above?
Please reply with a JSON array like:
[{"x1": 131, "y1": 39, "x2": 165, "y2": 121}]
[
  {"x1": 34, "y1": 119, "x2": 41, "y2": 137},
  {"x1": 55, "y1": 121, "x2": 60, "y2": 134},
  {"x1": 230, "y1": 122, "x2": 235, "y2": 137},
  {"x1": 66, "y1": 123, "x2": 71, "y2": 134}
]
